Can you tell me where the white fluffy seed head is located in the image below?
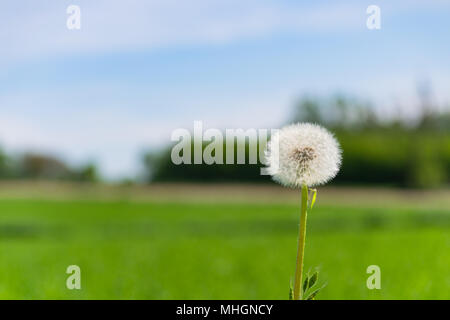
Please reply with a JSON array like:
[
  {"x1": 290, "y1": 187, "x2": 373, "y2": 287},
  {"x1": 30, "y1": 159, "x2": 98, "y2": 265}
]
[{"x1": 265, "y1": 123, "x2": 342, "y2": 188}]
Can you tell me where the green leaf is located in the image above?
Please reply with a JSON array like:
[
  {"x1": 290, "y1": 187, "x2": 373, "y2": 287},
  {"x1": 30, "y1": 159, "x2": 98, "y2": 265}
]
[
  {"x1": 302, "y1": 274, "x2": 310, "y2": 294},
  {"x1": 305, "y1": 288, "x2": 321, "y2": 300},
  {"x1": 305, "y1": 283, "x2": 327, "y2": 300},
  {"x1": 310, "y1": 189, "x2": 317, "y2": 209},
  {"x1": 308, "y1": 271, "x2": 318, "y2": 288}
]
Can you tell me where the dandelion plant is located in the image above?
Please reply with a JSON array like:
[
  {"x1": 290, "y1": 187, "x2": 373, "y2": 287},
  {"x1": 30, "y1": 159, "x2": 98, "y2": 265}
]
[{"x1": 265, "y1": 123, "x2": 342, "y2": 300}]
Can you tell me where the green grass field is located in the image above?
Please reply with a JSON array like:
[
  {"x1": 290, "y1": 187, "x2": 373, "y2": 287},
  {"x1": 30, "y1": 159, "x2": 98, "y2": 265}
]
[{"x1": 0, "y1": 184, "x2": 448, "y2": 299}]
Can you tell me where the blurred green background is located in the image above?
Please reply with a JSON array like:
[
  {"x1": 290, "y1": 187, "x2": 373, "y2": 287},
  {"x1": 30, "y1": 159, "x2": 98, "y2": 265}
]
[{"x1": 0, "y1": 184, "x2": 448, "y2": 299}]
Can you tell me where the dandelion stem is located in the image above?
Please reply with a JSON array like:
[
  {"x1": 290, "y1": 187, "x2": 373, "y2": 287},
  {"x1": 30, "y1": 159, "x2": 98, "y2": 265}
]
[{"x1": 293, "y1": 184, "x2": 308, "y2": 300}]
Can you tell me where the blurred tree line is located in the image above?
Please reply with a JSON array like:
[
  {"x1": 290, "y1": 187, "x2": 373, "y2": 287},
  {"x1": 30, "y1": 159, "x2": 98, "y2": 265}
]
[
  {"x1": 144, "y1": 92, "x2": 450, "y2": 188},
  {"x1": 1, "y1": 87, "x2": 448, "y2": 188},
  {"x1": 0, "y1": 151, "x2": 99, "y2": 182}
]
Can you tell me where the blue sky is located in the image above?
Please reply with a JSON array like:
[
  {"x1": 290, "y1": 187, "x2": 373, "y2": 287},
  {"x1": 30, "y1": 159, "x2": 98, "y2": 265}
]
[{"x1": 1, "y1": 0, "x2": 449, "y2": 179}]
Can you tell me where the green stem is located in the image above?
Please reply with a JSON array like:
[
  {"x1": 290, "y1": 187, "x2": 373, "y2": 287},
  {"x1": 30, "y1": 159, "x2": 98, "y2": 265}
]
[{"x1": 293, "y1": 184, "x2": 308, "y2": 300}]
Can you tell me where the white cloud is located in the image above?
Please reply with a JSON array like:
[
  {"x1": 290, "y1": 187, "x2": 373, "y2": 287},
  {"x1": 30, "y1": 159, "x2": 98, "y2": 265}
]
[
  {"x1": 2, "y1": 0, "x2": 449, "y2": 65},
  {"x1": 0, "y1": 0, "x2": 366, "y2": 65}
]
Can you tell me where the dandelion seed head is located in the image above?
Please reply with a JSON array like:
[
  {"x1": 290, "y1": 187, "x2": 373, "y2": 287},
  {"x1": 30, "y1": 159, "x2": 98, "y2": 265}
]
[{"x1": 265, "y1": 123, "x2": 342, "y2": 188}]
